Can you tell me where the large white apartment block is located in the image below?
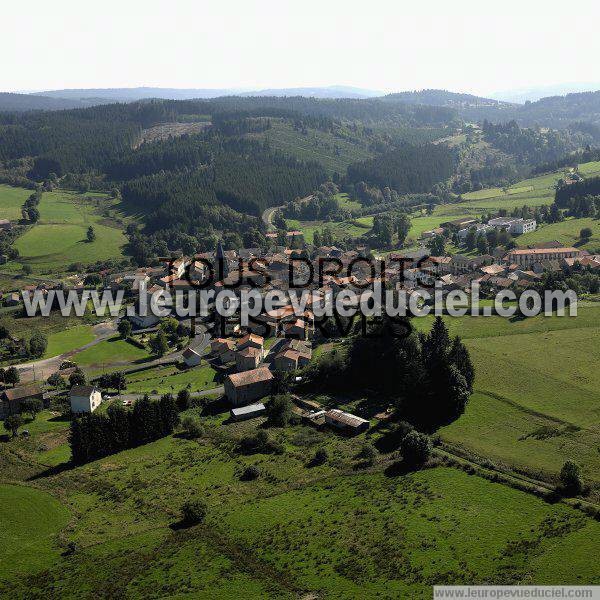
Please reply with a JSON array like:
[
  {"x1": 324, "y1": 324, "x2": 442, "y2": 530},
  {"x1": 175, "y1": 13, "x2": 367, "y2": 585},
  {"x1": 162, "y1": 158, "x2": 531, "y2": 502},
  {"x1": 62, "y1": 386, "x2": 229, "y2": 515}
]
[{"x1": 487, "y1": 217, "x2": 536, "y2": 235}]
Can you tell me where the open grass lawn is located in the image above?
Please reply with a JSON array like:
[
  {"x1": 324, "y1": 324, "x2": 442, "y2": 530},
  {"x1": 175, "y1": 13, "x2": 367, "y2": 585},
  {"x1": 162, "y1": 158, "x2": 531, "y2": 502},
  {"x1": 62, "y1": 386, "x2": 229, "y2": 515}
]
[
  {"x1": 336, "y1": 192, "x2": 362, "y2": 212},
  {"x1": 0, "y1": 483, "x2": 70, "y2": 581},
  {"x1": 517, "y1": 217, "x2": 600, "y2": 250},
  {"x1": 5, "y1": 189, "x2": 128, "y2": 275},
  {"x1": 125, "y1": 363, "x2": 220, "y2": 394},
  {"x1": 0, "y1": 184, "x2": 32, "y2": 221},
  {"x1": 43, "y1": 324, "x2": 96, "y2": 358},
  {"x1": 285, "y1": 218, "x2": 370, "y2": 244},
  {"x1": 413, "y1": 306, "x2": 600, "y2": 483},
  {"x1": 74, "y1": 335, "x2": 152, "y2": 368},
  {"x1": 1, "y1": 420, "x2": 599, "y2": 598}
]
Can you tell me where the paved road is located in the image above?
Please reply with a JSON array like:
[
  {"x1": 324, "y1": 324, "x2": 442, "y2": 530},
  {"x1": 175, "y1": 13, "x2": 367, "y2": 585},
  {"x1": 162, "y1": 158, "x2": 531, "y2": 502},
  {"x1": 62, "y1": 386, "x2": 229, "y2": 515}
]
[
  {"x1": 261, "y1": 204, "x2": 284, "y2": 230},
  {"x1": 261, "y1": 194, "x2": 313, "y2": 231}
]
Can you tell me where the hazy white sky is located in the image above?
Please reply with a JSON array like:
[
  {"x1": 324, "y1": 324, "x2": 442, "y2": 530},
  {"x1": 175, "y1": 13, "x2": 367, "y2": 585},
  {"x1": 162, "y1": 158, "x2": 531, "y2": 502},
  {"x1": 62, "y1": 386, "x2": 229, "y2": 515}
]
[{"x1": 3, "y1": 0, "x2": 600, "y2": 95}]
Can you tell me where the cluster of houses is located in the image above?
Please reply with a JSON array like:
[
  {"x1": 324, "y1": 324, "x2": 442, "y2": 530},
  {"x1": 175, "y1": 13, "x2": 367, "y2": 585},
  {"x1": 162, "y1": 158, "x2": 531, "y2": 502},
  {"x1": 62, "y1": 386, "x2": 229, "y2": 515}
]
[{"x1": 3, "y1": 232, "x2": 598, "y2": 435}]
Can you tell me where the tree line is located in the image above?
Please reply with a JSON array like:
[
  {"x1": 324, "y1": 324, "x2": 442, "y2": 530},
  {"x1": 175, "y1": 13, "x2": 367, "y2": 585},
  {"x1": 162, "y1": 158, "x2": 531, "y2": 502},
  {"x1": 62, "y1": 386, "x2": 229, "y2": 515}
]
[
  {"x1": 302, "y1": 316, "x2": 473, "y2": 432},
  {"x1": 70, "y1": 394, "x2": 179, "y2": 464}
]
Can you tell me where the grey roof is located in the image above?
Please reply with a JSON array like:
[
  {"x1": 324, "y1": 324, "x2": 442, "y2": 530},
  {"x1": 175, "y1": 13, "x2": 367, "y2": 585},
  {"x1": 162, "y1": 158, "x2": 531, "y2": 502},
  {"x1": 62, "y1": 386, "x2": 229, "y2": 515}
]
[
  {"x1": 69, "y1": 385, "x2": 97, "y2": 397},
  {"x1": 231, "y1": 403, "x2": 266, "y2": 416}
]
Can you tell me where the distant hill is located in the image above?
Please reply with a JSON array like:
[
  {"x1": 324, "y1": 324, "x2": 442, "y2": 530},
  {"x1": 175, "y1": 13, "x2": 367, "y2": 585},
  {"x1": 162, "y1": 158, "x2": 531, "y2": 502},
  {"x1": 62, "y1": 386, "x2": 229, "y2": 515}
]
[
  {"x1": 32, "y1": 87, "x2": 244, "y2": 102},
  {"x1": 490, "y1": 83, "x2": 600, "y2": 103},
  {"x1": 383, "y1": 89, "x2": 512, "y2": 108},
  {"x1": 0, "y1": 92, "x2": 98, "y2": 112},
  {"x1": 32, "y1": 85, "x2": 382, "y2": 103},
  {"x1": 240, "y1": 86, "x2": 382, "y2": 99}
]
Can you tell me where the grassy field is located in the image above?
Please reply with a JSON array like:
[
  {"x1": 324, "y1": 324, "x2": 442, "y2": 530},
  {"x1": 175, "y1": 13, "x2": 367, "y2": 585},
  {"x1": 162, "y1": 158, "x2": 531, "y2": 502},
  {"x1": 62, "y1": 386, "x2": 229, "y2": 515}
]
[
  {"x1": 0, "y1": 483, "x2": 70, "y2": 581},
  {"x1": 517, "y1": 217, "x2": 600, "y2": 250},
  {"x1": 1, "y1": 420, "x2": 599, "y2": 597},
  {"x1": 125, "y1": 363, "x2": 220, "y2": 394},
  {"x1": 414, "y1": 305, "x2": 600, "y2": 483},
  {"x1": 285, "y1": 218, "x2": 370, "y2": 244},
  {"x1": 0, "y1": 184, "x2": 32, "y2": 221},
  {"x1": 74, "y1": 335, "x2": 152, "y2": 369},
  {"x1": 43, "y1": 324, "x2": 96, "y2": 359},
  {"x1": 4, "y1": 189, "x2": 128, "y2": 275}
]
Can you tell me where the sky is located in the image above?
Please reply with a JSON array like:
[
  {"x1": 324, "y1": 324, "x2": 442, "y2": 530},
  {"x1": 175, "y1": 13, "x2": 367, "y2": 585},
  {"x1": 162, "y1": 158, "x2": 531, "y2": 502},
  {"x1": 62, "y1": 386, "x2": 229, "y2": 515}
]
[{"x1": 3, "y1": 0, "x2": 600, "y2": 96}]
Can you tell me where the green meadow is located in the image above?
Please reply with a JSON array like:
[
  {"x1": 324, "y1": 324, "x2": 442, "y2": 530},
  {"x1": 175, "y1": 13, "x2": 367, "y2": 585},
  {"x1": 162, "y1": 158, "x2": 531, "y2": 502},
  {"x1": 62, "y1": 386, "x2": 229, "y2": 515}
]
[
  {"x1": 518, "y1": 217, "x2": 600, "y2": 250},
  {"x1": 43, "y1": 324, "x2": 96, "y2": 359},
  {"x1": 415, "y1": 305, "x2": 600, "y2": 484},
  {"x1": 2, "y1": 189, "x2": 128, "y2": 275},
  {"x1": 1, "y1": 419, "x2": 599, "y2": 597},
  {"x1": 74, "y1": 335, "x2": 152, "y2": 368},
  {"x1": 0, "y1": 483, "x2": 70, "y2": 581},
  {"x1": 125, "y1": 363, "x2": 220, "y2": 394},
  {"x1": 0, "y1": 184, "x2": 33, "y2": 221}
]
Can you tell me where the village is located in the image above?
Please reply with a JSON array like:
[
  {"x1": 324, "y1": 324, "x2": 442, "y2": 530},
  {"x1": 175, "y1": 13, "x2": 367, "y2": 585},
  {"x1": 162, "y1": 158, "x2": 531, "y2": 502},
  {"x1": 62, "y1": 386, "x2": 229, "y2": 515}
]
[{"x1": 1, "y1": 219, "x2": 598, "y2": 441}]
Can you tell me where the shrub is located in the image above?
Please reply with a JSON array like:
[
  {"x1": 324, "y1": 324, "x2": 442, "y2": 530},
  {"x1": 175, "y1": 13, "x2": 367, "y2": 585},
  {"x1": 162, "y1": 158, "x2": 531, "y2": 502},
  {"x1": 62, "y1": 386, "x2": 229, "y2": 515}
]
[
  {"x1": 580, "y1": 227, "x2": 593, "y2": 240},
  {"x1": 181, "y1": 499, "x2": 207, "y2": 526},
  {"x1": 559, "y1": 460, "x2": 584, "y2": 496},
  {"x1": 358, "y1": 442, "x2": 378, "y2": 466},
  {"x1": 266, "y1": 394, "x2": 293, "y2": 427},
  {"x1": 239, "y1": 430, "x2": 279, "y2": 454},
  {"x1": 181, "y1": 416, "x2": 204, "y2": 438},
  {"x1": 400, "y1": 431, "x2": 432, "y2": 466},
  {"x1": 176, "y1": 388, "x2": 191, "y2": 411},
  {"x1": 312, "y1": 448, "x2": 329, "y2": 466},
  {"x1": 242, "y1": 465, "x2": 261, "y2": 480}
]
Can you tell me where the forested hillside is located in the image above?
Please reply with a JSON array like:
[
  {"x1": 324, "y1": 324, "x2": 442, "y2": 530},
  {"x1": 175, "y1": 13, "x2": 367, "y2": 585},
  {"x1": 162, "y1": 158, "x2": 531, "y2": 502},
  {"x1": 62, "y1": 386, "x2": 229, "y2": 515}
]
[{"x1": 2, "y1": 92, "x2": 600, "y2": 263}]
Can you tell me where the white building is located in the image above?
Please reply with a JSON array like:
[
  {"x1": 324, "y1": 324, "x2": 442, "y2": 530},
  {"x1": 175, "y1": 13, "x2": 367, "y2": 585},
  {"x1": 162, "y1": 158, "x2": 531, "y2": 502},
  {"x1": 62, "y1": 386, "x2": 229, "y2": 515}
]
[
  {"x1": 488, "y1": 217, "x2": 536, "y2": 235},
  {"x1": 457, "y1": 223, "x2": 494, "y2": 240},
  {"x1": 70, "y1": 386, "x2": 102, "y2": 413},
  {"x1": 511, "y1": 219, "x2": 536, "y2": 234}
]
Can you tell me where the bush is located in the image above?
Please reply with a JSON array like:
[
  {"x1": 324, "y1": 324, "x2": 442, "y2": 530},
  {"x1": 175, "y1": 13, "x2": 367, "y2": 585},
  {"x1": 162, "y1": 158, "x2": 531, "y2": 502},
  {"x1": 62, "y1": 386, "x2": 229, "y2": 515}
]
[
  {"x1": 358, "y1": 442, "x2": 378, "y2": 466},
  {"x1": 181, "y1": 416, "x2": 204, "y2": 438},
  {"x1": 239, "y1": 430, "x2": 270, "y2": 454},
  {"x1": 559, "y1": 460, "x2": 584, "y2": 496},
  {"x1": 400, "y1": 431, "x2": 432, "y2": 466},
  {"x1": 181, "y1": 499, "x2": 207, "y2": 526},
  {"x1": 242, "y1": 465, "x2": 261, "y2": 480},
  {"x1": 580, "y1": 227, "x2": 593, "y2": 240},
  {"x1": 312, "y1": 448, "x2": 329, "y2": 466},
  {"x1": 266, "y1": 394, "x2": 293, "y2": 427},
  {"x1": 177, "y1": 388, "x2": 191, "y2": 411}
]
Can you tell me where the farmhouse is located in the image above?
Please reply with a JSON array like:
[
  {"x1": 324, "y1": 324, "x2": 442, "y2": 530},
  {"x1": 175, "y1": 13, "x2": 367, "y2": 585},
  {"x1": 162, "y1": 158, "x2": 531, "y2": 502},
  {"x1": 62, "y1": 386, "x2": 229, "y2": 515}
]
[
  {"x1": 441, "y1": 218, "x2": 477, "y2": 231},
  {"x1": 325, "y1": 409, "x2": 370, "y2": 434},
  {"x1": 210, "y1": 338, "x2": 237, "y2": 363},
  {"x1": 0, "y1": 384, "x2": 44, "y2": 418},
  {"x1": 182, "y1": 347, "x2": 202, "y2": 367},
  {"x1": 235, "y1": 346, "x2": 262, "y2": 372},
  {"x1": 224, "y1": 367, "x2": 274, "y2": 406},
  {"x1": 0, "y1": 219, "x2": 12, "y2": 230},
  {"x1": 70, "y1": 386, "x2": 103, "y2": 414},
  {"x1": 230, "y1": 403, "x2": 266, "y2": 421},
  {"x1": 237, "y1": 333, "x2": 265, "y2": 356}
]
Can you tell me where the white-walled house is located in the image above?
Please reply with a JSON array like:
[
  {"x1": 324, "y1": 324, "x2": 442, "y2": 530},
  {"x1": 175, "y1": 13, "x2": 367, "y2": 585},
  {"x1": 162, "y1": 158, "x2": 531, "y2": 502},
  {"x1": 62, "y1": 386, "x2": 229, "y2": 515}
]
[{"x1": 70, "y1": 386, "x2": 103, "y2": 414}]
